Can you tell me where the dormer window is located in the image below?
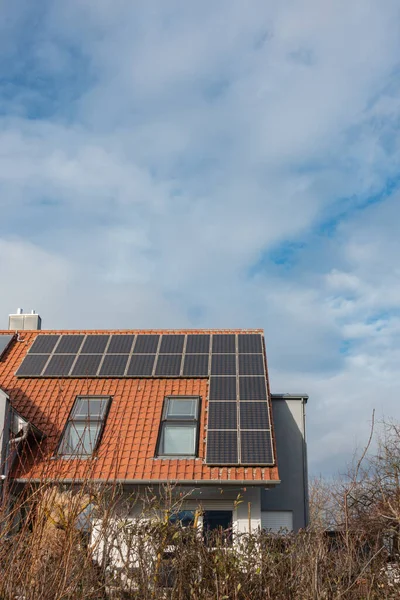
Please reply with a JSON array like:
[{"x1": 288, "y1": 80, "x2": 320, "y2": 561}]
[
  {"x1": 156, "y1": 396, "x2": 200, "y2": 457},
  {"x1": 57, "y1": 396, "x2": 111, "y2": 457}
]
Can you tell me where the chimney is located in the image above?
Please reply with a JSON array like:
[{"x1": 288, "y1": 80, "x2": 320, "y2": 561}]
[{"x1": 8, "y1": 308, "x2": 42, "y2": 331}]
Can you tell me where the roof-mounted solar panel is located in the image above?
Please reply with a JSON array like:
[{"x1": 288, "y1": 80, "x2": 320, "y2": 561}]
[
  {"x1": 240, "y1": 430, "x2": 273, "y2": 464},
  {"x1": 154, "y1": 354, "x2": 182, "y2": 377},
  {"x1": 206, "y1": 430, "x2": 238, "y2": 464},
  {"x1": 209, "y1": 377, "x2": 237, "y2": 401},
  {"x1": 212, "y1": 334, "x2": 236, "y2": 354},
  {"x1": 16, "y1": 354, "x2": 49, "y2": 377},
  {"x1": 211, "y1": 354, "x2": 236, "y2": 376},
  {"x1": 159, "y1": 334, "x2": 185, "y2": 354},
  {"x1": 238, "y1": 354, "x2": 264, "y2": 376},
  {"x1": 126, "y1": 354, "x2": 156, "y2": 377},
  {"x1": 186, "y1": 334, "x2": 210, "y2": 354},
  {"x1": 71, "y1": 354, "x2": 102, "y2": 377},
  {"x1": 28, "y1": 334, "x2": 59, "y2": 354},
  {"x1": 99, "y1": 354, "x2": 129, "y2": 377},
  {"x1": 208, "y1": 402, "x2": 237, "y2": 430},
  {"x1": 239, "y1": 402, "x2": 270, "y2": 429},
  {"x1": 239, "y1": 376, "x2": 267, "y2": 401},
  {"x1": 133, "y1": 335, "x2": 159, "y2": 354},
  {"x1": 43, "y1": 354, "x2": 75, "y2": 377},
  {"x1": 183, "y1": 354, "x2": 209, "y2": 377},
  {"x1": 107, "y1": 335, "x2": 135, "y2": 354},
  {"x1": 55, "y1": 335, "x2": 84, "y2": 354},
  {"x1": 81, "y1": 335, "x2": 110, "y2": 354},
  {"x1": 238, "y1": 334, "x2": 263, "y2": 354}
]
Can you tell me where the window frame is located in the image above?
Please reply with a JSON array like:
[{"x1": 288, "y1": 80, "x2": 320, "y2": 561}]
[
  {"x1": 156, "y1": 396, "x2": 201, "y2": 458},
  {"x1": 56, "y1": 395, "x2": 111, "y2": 458}
]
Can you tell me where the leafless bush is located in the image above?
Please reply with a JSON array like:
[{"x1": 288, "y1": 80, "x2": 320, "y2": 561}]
[
  {"x1": 0, "y1": 481, "x2": 398, "y2": 599},
  {"x1": 2, "y1": 418, "x2": 400, "y2": 598}
]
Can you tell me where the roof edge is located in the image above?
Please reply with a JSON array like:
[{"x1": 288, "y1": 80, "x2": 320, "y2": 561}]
[
  {"x1": 0, "y1": 328, "x2": 265, "y2": 335},
  {"x1": 271, "y1": 393, "x2": 309, "y2": 402},
  {"x1": 16, "y1": 478, "x2": 280, "y2": 486}
]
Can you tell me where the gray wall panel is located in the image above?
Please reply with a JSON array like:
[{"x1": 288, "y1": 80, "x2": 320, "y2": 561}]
[{"x1": 261, "y1": 396, "x2": 308, "y2": 531}]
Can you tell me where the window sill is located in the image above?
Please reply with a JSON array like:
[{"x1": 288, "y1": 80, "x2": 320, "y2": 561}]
[
  {"x1": 50, "y1": 456, "x2": 99, "y2": 461},
  {"x1": 154, "y1": 455, "x2": 199, "y2": 460}
]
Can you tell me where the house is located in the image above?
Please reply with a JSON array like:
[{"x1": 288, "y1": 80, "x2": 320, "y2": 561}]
[{"x1": 0, "y1": 309, "x2": 308, "y2": 537}]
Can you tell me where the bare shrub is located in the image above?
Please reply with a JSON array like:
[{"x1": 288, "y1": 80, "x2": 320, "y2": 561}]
[{"x1": 3, "y1": 417, "x2": 400, "y2": 598}]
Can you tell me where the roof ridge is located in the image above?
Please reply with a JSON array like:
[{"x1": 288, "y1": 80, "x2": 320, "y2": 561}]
[{"x1": 0, "y1": 328, "x2": 265, "y2": 335}]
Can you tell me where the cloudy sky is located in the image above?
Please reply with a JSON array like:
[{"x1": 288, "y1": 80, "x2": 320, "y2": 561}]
[{"x1": 1, "y1": 1, "x2": 400, "y2": 475}]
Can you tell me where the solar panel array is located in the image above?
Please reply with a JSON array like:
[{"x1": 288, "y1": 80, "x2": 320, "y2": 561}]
[
  {"x1": 15, "y1": 332, "x2": 274, "y2": 466},
  {"x1": 206, "y1": 333, "x2": 273, "y2": 466},
  {"x1": 17, "y1": 333, "x2": 213, "y2": 378}
]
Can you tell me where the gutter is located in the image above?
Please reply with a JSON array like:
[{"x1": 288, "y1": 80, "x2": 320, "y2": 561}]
[
  {"x1": 16, "y1": 478, "x2": 281, "y2": 486},
  {"x1": 271, "y1": 393, "x2": 309, "y2": 403}
]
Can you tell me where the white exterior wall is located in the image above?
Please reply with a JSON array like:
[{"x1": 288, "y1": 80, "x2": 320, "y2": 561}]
[
  {"x1": 234, "y1": 487, "x2": 261, "y2": 533},
  {"x1": 90, "y1": 485, "x2": 263, "y2": 567}
]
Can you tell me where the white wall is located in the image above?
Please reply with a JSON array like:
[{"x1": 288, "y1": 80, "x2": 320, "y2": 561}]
[{"x1": 90, "y1": 484, "x2": 263, "y2": 568}]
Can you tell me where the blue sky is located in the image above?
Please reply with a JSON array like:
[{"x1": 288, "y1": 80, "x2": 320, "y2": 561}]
[{"x1": 1, "y1": 1, "x2": 400, "y2": 475}]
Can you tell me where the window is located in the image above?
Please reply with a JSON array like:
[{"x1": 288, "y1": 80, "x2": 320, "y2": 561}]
[
  {"x1": 169, "y1": 510, "x2": 196, "y2": 528},
  {"x1": 261, "y1": 510, "x2": 293, "y2": 533},
  {"x1": 57, "y1": 396, "x2": 111, "y2": 457},
  {"x1": 203, "y1": 510, "x2": 233, "y2": 545},
  {"x1": 157, "y1": 396, "x2": 200, "y2": 457}
]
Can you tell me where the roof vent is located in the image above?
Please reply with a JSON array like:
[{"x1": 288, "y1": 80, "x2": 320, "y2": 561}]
[{"x1": 8, "y1": 309, "x2": 42, "y2": 331}]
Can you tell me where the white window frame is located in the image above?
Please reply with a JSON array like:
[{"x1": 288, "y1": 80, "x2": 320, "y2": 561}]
[{"x1": 156, "y1": 396, "x2": 201, "y2": 458}]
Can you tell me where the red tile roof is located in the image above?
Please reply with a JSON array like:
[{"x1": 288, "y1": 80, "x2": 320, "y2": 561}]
[{"x1": 0, "y1": 329, "x2": 279, "y2": 484}]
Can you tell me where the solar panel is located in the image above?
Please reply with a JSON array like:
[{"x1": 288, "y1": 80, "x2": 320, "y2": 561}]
[
  {"x1": 81, "y1": 335, "x2": 110, "y2": 354},
  {"x1": 28, "y1": 334, "x2": 59, "y2": 354},
  {"x1": 71, "y1": 354, "x2": 102, "y2": 377},
  {"x1": 212, "y1": 334, "x2": 236, "y2": 354},
  {"x1": 206, "y1": 430, "x2": 238, "y2": 464},
  {"x1": 238, "y1": 354, "x2": 264, "y2": 376},
  {"x1": 238, "y1": 334, "x2": 263, "y2": 354},
  {"x1": 159, "y1": 335, "x2": 185, "y2": 354},
  {"x1": 183, "y1": 354, "x2": 209, "y2": 377},
  {"x1": 186, "y1": 334, "x2": 210, "y2": 354},
  {"x1": 43, "y1": 354, "x2": 75, "y2": 377},
  {"x1": 239, "y1": 402, "x2": 270, "y2": 429},
  {"x1": 240, "y1": 430, "x2": 273, "y2": 464},
  {"x1": 16, "y1": 354, "x2": 48, "y2": 376},
  {"x1": 239, "y1": 377, "x2": 267, "y2": 401},
  {"x1": 55, "y1": 335, "x2": 84, "y2": 354},
  {"x1": 208, "y1": 377, "x2": 237, "y2": 401},
  {"x1": 126, "y1": 354, "x2": 156, "y2": 377},
  {"x1": 99, "y1": 354, "x2": 129, "y2": 376},
  {"x1": 154, "y1": 354, "x2": 182, "y2": 377},
  {"x1": 211, "y1": 354, "x2": 236, "y2": 376},
  {"x1": 107, "y1": 335, "x2": 135, "y2": 354},
  {"x1": 133, "y1": 335, "x2": 160, "y2": 354},
  {"x1": 208, "y1": 402, "x2": 237, "y2": 429}
]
